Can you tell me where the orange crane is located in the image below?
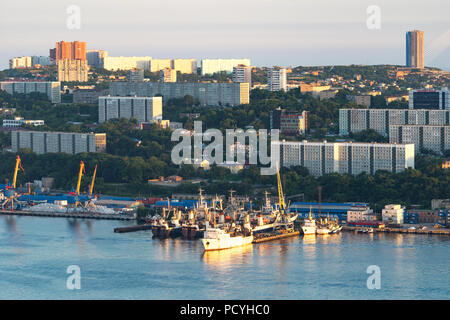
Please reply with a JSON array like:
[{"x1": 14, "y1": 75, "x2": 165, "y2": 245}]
[
  {"x1": 89, "y1": 164, "x2": 97, "y2": 196},
  {"x1": 75, "y1": 161, "x2": 86, "y2": 196},
  {"x1": 12, "y1": 155, "x2": 25, "y2": 189}
]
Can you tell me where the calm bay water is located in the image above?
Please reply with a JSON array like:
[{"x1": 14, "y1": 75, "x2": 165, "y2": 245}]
[{"x1": 0, "y1": 215, "x2": 449, "y2": 300}]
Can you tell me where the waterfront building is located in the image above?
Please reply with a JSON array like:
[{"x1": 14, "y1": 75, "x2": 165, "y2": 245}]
[
  {"x1": 389, "y1": 124, "x2": 450, "y2": 155},
  {"x1": 406, "y1": 30, "x2": 424, "y2": 68},
  {"x1": 98, "y1": 96, "x2": 163, "y2": 124},
  {"x1": 270, "y1": 108, "x2": 310, "y2": 135},
  {"x1": 267, "y1": 66, "x2": 287, "y2": 91},
  {"x1": 288, "y1": 202, "x2": 371, "y2": 222},
  {"x1": 109, "y1": 82, "x2": 249, "y2": 107},
  {"x1": 57, "y1": 59, "x2": 89, "y2": 82},
  {"x1": 408, "y1": 88, "x2": 449, "y2": 110},
  {"x1": 233, "y1": 64, "x2": 252, "y2": 87},
  {"x1": 9, "y1": 56, "x2": 32, "y2": 69},
  {"x1": 201, "y1": 59, "x2": 251, "y2": 75},
  {"x1": 159, "y1": 68, "x2": 177, "y2": 83},
  {"x1": 382, "y1": 204, "x2": 404, "y2": 224},
  {"x1": 274, "y1": 140, "x2": 415, "y2": 177},
  {"x1": 11, "y1": 130, "x2": 106, "y2": 154},
  {"x1": 128, "y1": 68, "x2": 145, "y2": 82},
  {"x1": 339, "y1": 108, "x2": 450, "y2": 136},
  {"x1": 0, "y1": 81, "x2": 61, "y2": 103},
  {"x1": 347, "y1": 207, "x2": 376, "y2": 222}
]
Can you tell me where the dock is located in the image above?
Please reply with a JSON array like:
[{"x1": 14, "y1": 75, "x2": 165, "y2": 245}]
[
  {"x1": 114, "y1": 224, "x2": 152, "y2": 233},
  {"x1": 0, "y1": 210, "x2": 136, "y2": 221},
  {"x1": 343, "y1": 226, "x2": 450, "y2": 235},
  {"x1": 253, "y1": 230, "x2": 301, "y2": 243}
]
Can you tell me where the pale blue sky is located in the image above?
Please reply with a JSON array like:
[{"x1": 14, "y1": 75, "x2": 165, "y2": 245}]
[{"x1": 0, "y1": 0, "x2": 449, "y2": 70}]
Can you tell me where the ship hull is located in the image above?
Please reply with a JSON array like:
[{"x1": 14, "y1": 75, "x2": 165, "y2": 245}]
[
  {"x1": 201, "y1": 235, "x2": 253, "y2": 251},
  {"x1": 301, "y1": 226, "x2": 316, "y2": 235}
]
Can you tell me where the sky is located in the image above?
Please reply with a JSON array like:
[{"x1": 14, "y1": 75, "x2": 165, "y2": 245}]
[{"x1": 0, "y1": 0, "x2": 449, "y2": 70}]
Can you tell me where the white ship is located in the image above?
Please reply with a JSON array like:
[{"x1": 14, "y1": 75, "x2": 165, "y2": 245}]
[
  {"x1": 316, "y1": 226, "x2": 331, "y2": 235},
  {"x1": 201, "y1": 228, "x2": 253, "y2": 251},
  {"x1": 301, "y1": 207, "x2": 317, "y2": 235}
]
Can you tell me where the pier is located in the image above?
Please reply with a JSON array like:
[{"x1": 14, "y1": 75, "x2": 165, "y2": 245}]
[
  {"x1": 0, "y1": 210, "x2": 136, "y2": 221},
  {"x1": 114, "y1": 224, "x2": 152, "y2": 233},
  {"x1": 252, "y1": 230, "x2": 301, "y2": 243},
  {"x1": 343, "y1": 226, "x2": 450, "y2": 235}
]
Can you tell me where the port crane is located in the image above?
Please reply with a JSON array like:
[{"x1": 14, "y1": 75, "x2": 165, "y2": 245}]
[
  {"x1": 276, "y1": 166, "x2": 286, "y2": 214},
  {"x1": 89, "y1": 164, "x2": 97, "y2": 196},
  {"x1": 75, "y1": 161, "x2": 86, "y2": 196},
  {"x1": 2, "y1": 156, "x2": 25, "y2": 210}
]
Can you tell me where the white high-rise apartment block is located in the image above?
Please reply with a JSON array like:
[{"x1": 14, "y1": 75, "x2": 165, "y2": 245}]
[
  {"x1": 339, "y1": 109, "x2": 450, "y2": 136},
  {"x1": 201, "y1": 59, "x2": 251, "y2": 75},
  {"x1": 172, "y1": 59, "x2": 197, "y2": 74},
  {"x1": 9, "y1": 56, "x2": 32, "y2": 69},
  {"x1": 11, "y1": 131, "x2": 106, "y2": 155},
  {"x1": 389, "y1": 125, "x2": 450, "y2": 155},
  {"x1": 0, "y1": 81, "x2": 61, "y2": 103},
  {"x1": 267, "y1": 67, "x2": 287, "y2": 91},
  {"x1": 98, "y1": 96, "x2": 163, "y2": 124},
  {"x1": 103, "y1": 55, "x2": 152, "y2": 71},
  {"x1": 274, "y1": 140, "x2": 415, "y2": 177},
  {"x1": 57, "y1": 59, "x2": 89, "y2": 82},
  {"x1": 109, "y1": 82, "x2": 249, "y2": 107}
]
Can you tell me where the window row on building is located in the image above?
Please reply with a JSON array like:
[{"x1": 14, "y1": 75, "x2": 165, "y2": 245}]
[
  {"x1": 0, "y1": 81, "x2": 61, "y2": 103},
  {"x1": 274, "y1": 140, "x2": 415, "y2": 177},
  {"x1": 339, "y1": 108, "x2": 450, "y2": 136},
  {"x1": 389, "y1": 125, "x2": 450, "y2": 155},
  {"x1": 109, "y1": 82, "x2": 249, "y2": 107},
  {"x1": 11, "y1": 131, "x2": 106, "y2": 155},
  {"x1": 98, "y1": 96, "x2": 163, "y2": 124}
]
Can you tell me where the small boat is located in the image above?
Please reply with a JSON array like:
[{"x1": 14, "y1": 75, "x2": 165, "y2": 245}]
[
  {"x1": 301, "y1": 207, "x2": 316, "y2": 235},
  {"x1": 316, "y1": 227, "x2": 331, "y2": 235}
]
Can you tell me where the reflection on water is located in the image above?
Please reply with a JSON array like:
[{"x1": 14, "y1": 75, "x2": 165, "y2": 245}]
[
  {"x1": 202, "y1": 244, "x2": 253, "y2": 267},
  {"x1": 0, "y1": 217, "x2": 449, "y2": 299}
]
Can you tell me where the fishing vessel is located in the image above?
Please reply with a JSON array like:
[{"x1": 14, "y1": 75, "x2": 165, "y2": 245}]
[
  {"x1": 201, "y1": 227, "x2": 253, "y2": 251},
  {"x1": 301, "y1": 207, "x2": 317, "y2": 235}
]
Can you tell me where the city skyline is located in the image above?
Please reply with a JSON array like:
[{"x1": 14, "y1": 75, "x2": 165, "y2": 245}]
[{"x1": 0, "y1": 0, "x2": 449, "y2": 70}]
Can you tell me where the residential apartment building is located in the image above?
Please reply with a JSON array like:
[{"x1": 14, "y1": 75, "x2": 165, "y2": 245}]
[
  {"x1": 233, "y1": 65, "x2": 252, "y2": 87},
  {"x1": 406, "y1": 30, "x2": 424, "y2": 69},
  {"x1": 2, "y1": 118, "x2": 44, "y2": 127},
  {"x1": 11, "y1": 131, "x2": 106, "y2": 155},
  {"x1": 274, "y1": 140, "x2": 415, "y2": 177},
  {"x1": 73, "y1": 89, "x2": 108, "y2": 104},
  {"x1": 31, "y1": 56, "x2": 51, "y2": 67},
  {"x1": 98, "y1": 96, "x2": 163, "y2": 124},
  {"x1": 270, "y1": 109, "x2": 310, "y2": 135},
  {"x1": 201, "y1": 59, "x2": 251, "y2": 75},
  {"x1": 172, "y1": 59, "x2": 197, "y2": 74},
  {"x1": 346, "y1": 94, "x2": 371, "y2": 107},
  {"x1": 86, "y1": 50, "x2": 107, "y2": 68},
  {"x1": 51, "y1": 41, "x2": 87, "y2": 62},
  {"x1": 150, "y1": 59, "x2": 172, "y2": 72},
  {"x1": 57, "y1": 59, "x2": 89, "y2": 82},
  {"x1": 267, "y1": 67, "x2": 287, "y2": 91},
  {"x1": 0, "y1": 81, "x2": 61, "y2": 103},
  {"x1": 409, "y1": 88, "x2": 449, "y2": 110},
  {"x1": 382, "y1": 204, "x2": 404, "y2": 224},
  {"x1": 128, "y1": 68, "x2": 145, "y2": 82},
  {"x1": 339, "y1": 109, "x2": 450, "y2": 136},
  {"x1": 9, "y1": 56, "x2": 32, "y2": 69},
  {"x1": 389, "y1": 124, "x2": 450, "y2": 155},
  {"x1": 159, "y1": 68, "x2": 177, "y2": 83},
  {"x1": 109, "y1": 82, "x2": 249, "y2": 107},
  {"x1": 103, "y1": 55, "x2": 152, "y2": 71}
]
